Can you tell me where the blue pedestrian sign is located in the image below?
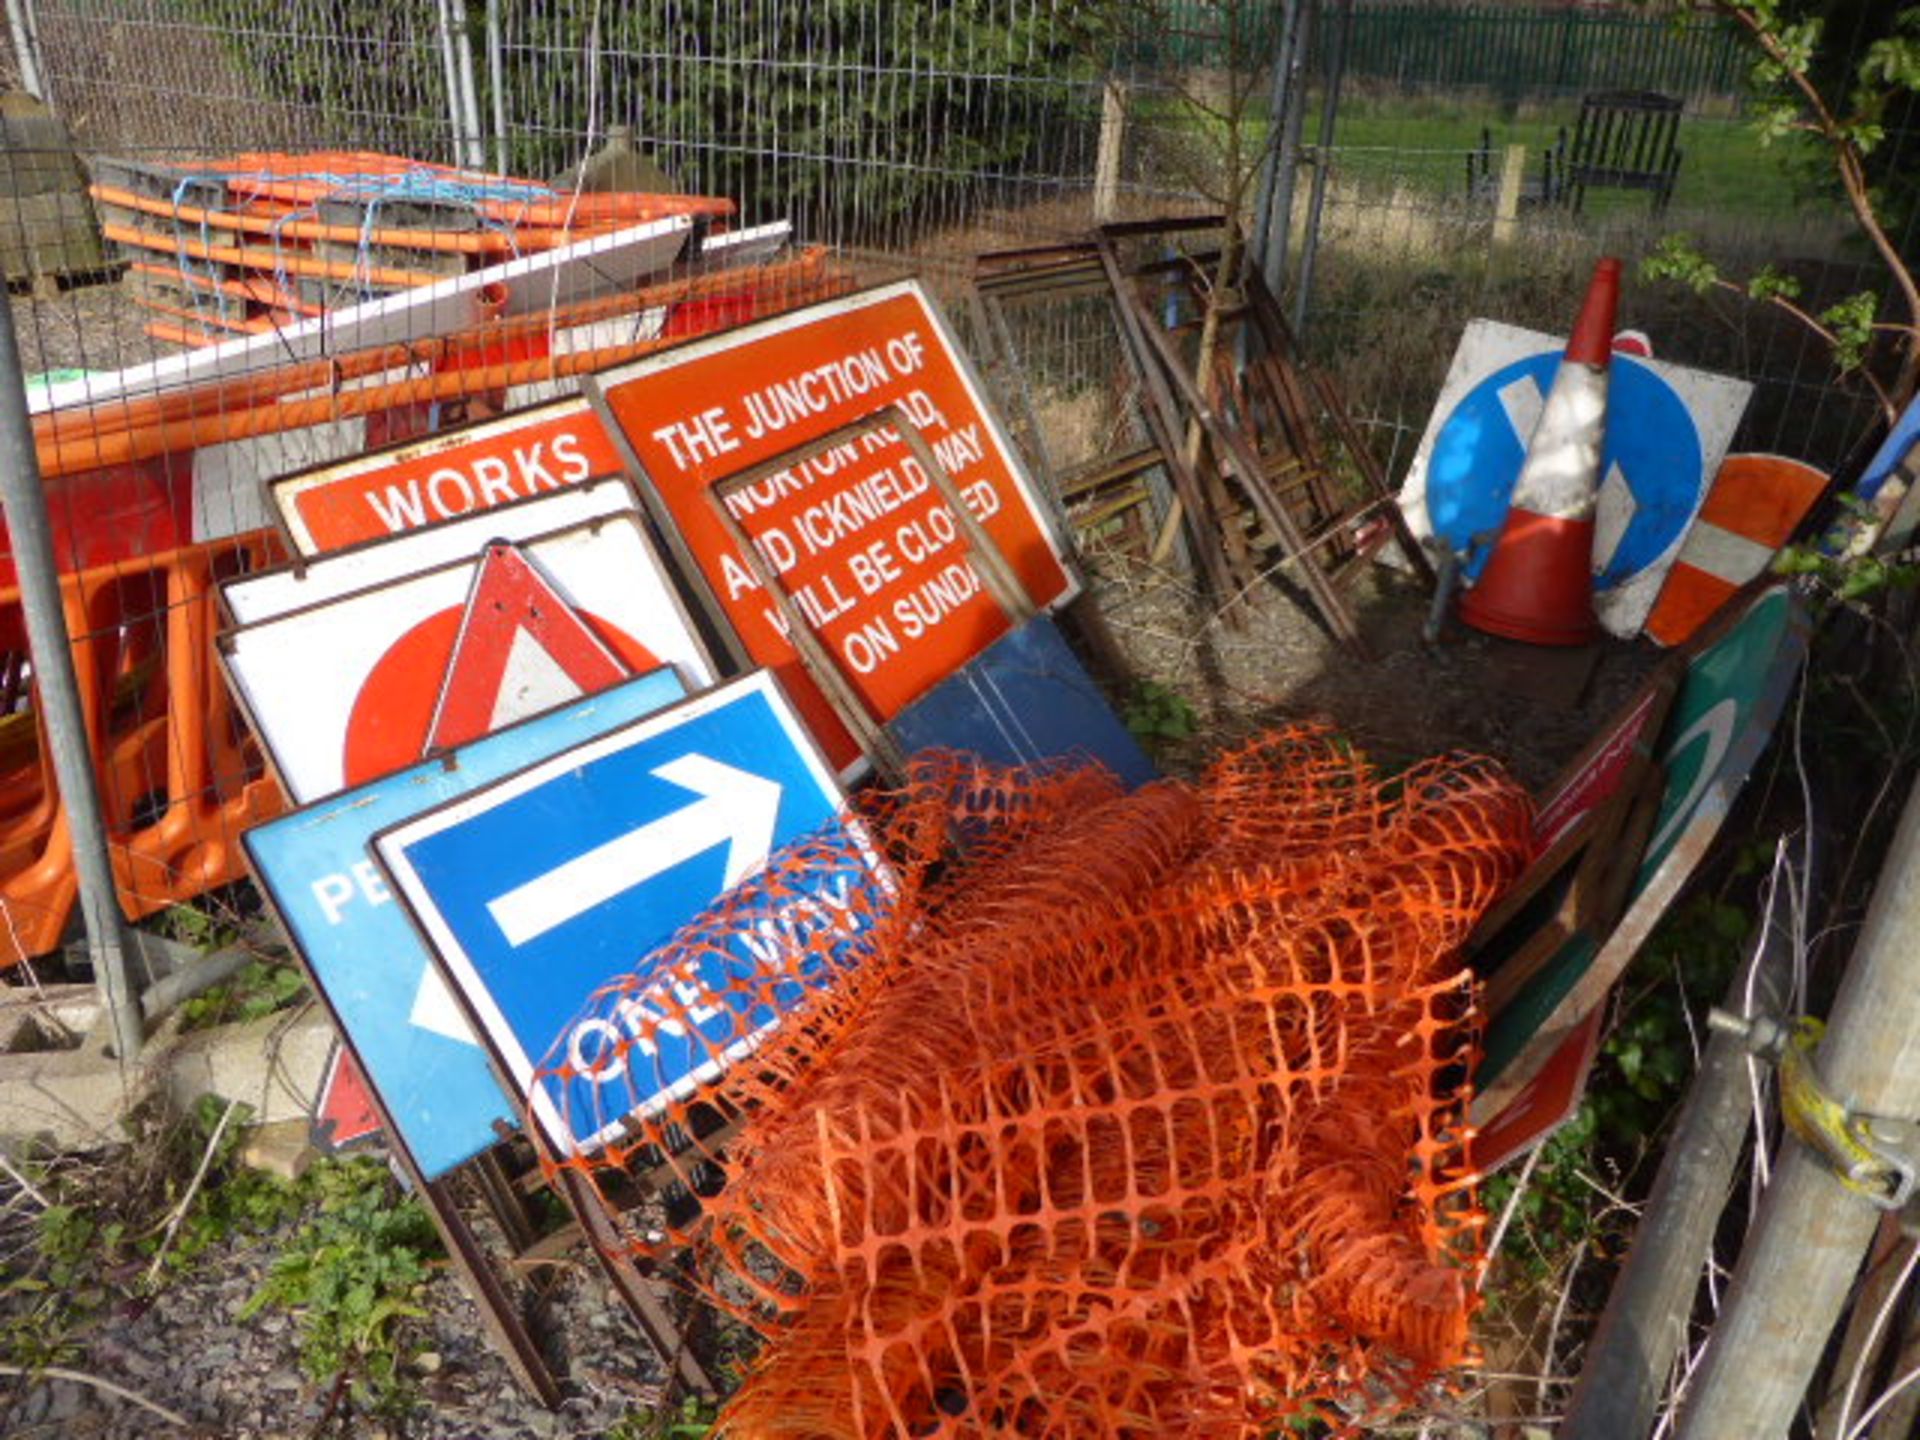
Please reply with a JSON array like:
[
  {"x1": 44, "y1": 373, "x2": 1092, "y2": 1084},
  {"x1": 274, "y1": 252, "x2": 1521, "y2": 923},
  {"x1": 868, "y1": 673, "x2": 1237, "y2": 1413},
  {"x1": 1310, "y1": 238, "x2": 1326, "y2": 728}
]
[
  {"x1": 243, "y1": 666, "x2": 689, "y2": 1179},
  {"x1": 371, "y1": 670, "x2": 886, "y2": 1155}
]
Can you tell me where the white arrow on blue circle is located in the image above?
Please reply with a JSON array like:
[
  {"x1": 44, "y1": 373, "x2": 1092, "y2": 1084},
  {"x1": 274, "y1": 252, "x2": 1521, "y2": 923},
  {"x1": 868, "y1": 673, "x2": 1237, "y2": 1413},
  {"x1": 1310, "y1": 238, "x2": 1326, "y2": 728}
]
[{"x1": 485, "y1": 753, "x2": 782, "y2": 948}]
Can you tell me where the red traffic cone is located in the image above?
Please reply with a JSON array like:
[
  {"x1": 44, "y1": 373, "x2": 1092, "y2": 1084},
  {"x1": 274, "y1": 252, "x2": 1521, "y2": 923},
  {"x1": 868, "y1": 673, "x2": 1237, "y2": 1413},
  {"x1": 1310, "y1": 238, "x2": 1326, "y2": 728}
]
[{"x1": 1461, "y1": 257, "x2": 1621, "y2": 646}]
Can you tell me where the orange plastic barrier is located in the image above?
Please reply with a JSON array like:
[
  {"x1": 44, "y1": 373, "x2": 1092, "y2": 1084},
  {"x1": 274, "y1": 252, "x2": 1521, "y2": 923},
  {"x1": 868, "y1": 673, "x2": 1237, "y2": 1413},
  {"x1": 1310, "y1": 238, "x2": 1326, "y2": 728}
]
[
  {"x1": 32, "y1": 250, "x2": 844, "y2": 480},
  {"x1": 101, "y1": 220, "x2": 453, "y2": 290},
  {"x1": 95, "y1": 182, "x2": 623, "y2": 257},
  {"x1": 0, "y1": 533, "x2": 285, "y2": 966},
  {"x1": 544, "y1": 732, "x2": 1533, "y2": 1436},
  {"x1": 215, "y1": 149, "x2": 734, "y2": 230}
]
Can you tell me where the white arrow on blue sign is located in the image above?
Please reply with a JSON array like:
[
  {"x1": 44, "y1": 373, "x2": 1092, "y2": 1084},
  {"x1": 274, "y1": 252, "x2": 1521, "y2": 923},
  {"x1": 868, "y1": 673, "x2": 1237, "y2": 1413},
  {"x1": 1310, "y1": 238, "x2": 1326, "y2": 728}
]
[
  {"x1": 371, "y1": 670, "x2": 885, "y2": 1156},
  {"x1": 242, "y1": 666, "x2": 689, "y2": 1180}
]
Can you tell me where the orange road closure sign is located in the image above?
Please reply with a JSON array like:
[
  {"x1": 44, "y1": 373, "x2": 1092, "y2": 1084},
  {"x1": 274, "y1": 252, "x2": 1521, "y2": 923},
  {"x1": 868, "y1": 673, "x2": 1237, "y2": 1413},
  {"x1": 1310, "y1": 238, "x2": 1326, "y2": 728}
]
[
  {"x1": 1644, "y1": 452, "x2": 1827, "y2": 648},
  {"x1": 587, "y1": 280, "x2": 1077, "y2": 772},
  {"x1": 269, "y1": 395, "x2": 629, "y2": 556}
]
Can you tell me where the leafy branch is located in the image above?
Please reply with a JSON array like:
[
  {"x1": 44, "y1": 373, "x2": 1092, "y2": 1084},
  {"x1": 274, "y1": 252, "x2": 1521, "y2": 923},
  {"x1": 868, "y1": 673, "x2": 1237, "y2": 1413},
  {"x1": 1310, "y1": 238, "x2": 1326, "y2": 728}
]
[
  {"x1": 1642, "y1": 2, "x2": 1920, "y2": 419},
  {"x1": 1642, "y1": 235, "x2": 1897, "y2": 417}
]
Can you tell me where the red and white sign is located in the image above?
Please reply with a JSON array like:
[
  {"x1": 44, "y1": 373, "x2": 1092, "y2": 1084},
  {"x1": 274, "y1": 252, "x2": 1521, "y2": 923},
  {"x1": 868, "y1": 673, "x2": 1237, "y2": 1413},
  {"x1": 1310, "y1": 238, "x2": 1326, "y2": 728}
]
[
  {"x1": 222, "y1": 513, "x2": 714, "y2": 801},
  {"x1": 1473, "y1": 663, "x2": 1679, "y2": 1162},
  {"x1": 588, "y1": 280, "x2": 1077, "y2": 772},
  {"x1": 1645, "y1": 452, "x2": 1827, "y2": 648},
  {"x1": 427, "y1": 542, "x2": 631, "y2": 749},
  {"x1": 1472, "y1": 1010, "x2": 1603, "y2": 1173},
  {"x1": 269, "y1": 396, "x2": 630, "y2": 555},
  {"x1": 223, "y1": 477, "x2": 637, "y2": 625},
  {"x1": 1531, "y1": 681, "x2": 1667, "y2": 852},
  {"x1": 311, "y1": 1043, "x2": 384, "y2": 1154}
]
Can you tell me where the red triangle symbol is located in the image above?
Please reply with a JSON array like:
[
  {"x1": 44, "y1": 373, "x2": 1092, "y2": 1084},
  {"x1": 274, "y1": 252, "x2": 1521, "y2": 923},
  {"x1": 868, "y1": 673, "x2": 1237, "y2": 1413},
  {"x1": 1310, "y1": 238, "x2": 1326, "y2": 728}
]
[{"x1": 426, "y1": 542, "x2": 631, "y2": 753}]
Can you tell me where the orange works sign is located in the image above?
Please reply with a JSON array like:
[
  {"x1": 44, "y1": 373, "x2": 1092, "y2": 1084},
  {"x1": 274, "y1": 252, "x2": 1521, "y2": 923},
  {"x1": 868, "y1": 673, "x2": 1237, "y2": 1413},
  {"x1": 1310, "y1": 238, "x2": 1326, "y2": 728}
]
[
  {"x1": 270, "y1": 397, "x2": 629, "y2": 555},
  {"x1": 591, "y1": 282, "x2": 1075, "y2": 770}
]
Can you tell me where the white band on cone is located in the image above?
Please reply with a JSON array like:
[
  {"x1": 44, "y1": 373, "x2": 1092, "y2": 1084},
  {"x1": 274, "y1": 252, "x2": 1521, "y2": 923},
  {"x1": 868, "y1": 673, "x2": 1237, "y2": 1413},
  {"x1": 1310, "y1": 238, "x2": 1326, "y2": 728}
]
[{"x1": 1510, "y1": 359, "x2": 1609, "y2": 521}]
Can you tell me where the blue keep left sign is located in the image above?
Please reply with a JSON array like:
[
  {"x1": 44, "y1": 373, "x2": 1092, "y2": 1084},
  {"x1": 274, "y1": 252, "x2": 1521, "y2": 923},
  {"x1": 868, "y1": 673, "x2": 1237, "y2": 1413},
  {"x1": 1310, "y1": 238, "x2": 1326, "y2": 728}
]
[
  {"x1": 1425, "y1": 352, "x2": 1705, "y2": 588},
  {"x1": 371, "y1": 670, "x2": 888, "y2": 1155}
]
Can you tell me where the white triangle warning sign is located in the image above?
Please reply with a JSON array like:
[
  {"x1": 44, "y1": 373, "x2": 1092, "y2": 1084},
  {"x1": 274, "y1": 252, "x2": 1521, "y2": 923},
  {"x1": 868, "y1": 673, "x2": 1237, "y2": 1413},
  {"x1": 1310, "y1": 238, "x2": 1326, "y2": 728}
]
[
  {"x1": 426, "y1": 541, "x2": 633, "y2": 753},
  {"x1": 488, "y1": 627, "x2": 588, "y2": 729}
]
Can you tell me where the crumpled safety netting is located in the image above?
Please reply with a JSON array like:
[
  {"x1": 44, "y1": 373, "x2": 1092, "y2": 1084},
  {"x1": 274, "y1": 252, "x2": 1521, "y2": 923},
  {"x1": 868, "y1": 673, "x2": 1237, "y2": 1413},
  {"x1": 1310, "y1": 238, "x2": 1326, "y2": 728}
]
[{"x1": 535, "y1": 726, "x2": 1532, "y2": 1437}]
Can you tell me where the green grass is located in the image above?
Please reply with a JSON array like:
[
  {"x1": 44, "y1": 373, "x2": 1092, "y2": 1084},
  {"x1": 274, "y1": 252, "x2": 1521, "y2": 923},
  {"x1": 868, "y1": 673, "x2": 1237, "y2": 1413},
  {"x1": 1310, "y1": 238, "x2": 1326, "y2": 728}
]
[{"x1": 1329, "y1": 95, "x2": 1819, "y2": 220}]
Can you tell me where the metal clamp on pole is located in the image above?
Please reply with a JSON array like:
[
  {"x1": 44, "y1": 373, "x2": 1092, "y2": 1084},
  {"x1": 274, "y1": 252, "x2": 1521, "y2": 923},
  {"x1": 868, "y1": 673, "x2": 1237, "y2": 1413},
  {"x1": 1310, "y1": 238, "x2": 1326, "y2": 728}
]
[{"x1": 1709, "y1": 1008, "x2": 1917, "y2": 1210}]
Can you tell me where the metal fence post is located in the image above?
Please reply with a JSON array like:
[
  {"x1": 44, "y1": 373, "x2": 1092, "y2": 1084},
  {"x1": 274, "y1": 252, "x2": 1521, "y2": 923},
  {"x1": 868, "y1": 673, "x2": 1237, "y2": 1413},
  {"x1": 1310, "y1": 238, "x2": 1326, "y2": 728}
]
[
  {"x1": 1289, "y1": 0, "x2": 1351, "y2": 341},
  {"x1": 449, "y1": 0, "x2": 486, "y2": 171},
  {"x1": 1675, "y1": 770, "x2": 1920, "y2": 1438},
  {"x1": 486, "y1": 0, "x2": 508, "y2": 176},
  {"x1": 1093, "y1": 77, "x2": 1126, "y2": 224},
  {"x1": 5, "y1": 0, "x2": 45, "y2": 102},
  {"x1": 0, "y1": 285, "x2": 143, "y2": 1058},
  {"x1": 433, "y1": 0, "x2": 469, "y2": 167},
  {"x1": 1249, "y1": 0, "x2": 1307, "y2": 300}
]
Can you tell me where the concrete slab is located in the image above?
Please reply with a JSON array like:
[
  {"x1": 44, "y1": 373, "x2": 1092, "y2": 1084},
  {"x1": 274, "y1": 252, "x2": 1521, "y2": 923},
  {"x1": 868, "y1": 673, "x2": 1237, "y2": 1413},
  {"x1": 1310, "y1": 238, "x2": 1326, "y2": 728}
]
[{"x1": 0, "y1": 991, "x2": 335, "y2": 1155}]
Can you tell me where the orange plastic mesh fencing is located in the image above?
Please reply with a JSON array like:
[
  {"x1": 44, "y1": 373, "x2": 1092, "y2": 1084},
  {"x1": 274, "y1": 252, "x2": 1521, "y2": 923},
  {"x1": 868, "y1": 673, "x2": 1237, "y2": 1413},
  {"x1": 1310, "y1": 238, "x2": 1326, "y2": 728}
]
[{"x1": 537, "y1": 727, "x2": 1532, "y2": 1437}]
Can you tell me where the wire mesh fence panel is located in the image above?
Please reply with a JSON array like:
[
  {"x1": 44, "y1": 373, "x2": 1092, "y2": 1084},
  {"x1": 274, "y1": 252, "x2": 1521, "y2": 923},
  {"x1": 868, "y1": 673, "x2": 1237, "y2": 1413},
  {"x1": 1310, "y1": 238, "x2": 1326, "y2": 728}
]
[
  {"x1": 30, "y1": 0, "x2": 457, "y2": 161},
  {"x1": 1292, "y1": 139, "x2": 1883, "y2": 483},
  {"x1": 1328, "y1": 3, "x2": 1749, "y2": 110},
  {"x1": 0, "y1": 1, "x2": 890, "y2": 971},
  {"x1": 487, "y1": 0, "x2": 1233, "y2": 284},
  {"x1": 1285, "y1": 0, "x2": 1903, "y2": 488}
]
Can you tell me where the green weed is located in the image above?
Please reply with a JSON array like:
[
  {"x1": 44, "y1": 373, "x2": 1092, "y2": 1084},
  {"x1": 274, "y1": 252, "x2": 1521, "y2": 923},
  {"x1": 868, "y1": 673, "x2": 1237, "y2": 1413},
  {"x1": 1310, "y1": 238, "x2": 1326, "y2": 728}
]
[
  {"x1": 155, "y1": 901, "x2": 240, "y2": 953},
  {"x1": 0, "y1": 1103, "x2": 426, "y2": 1430},
  {"x1": 1124, "y1": 680, "x2": 1200, "y2": 748},
  {"x1": 240, "y1": 1156, "x2": 441, "y2": 1419},
  {"x1": 611, "y1": 1395, "x2": 724, "y2": 1438},
  {"x1": 178, "y1": 958, "x2": 309, "y2": 1031}
]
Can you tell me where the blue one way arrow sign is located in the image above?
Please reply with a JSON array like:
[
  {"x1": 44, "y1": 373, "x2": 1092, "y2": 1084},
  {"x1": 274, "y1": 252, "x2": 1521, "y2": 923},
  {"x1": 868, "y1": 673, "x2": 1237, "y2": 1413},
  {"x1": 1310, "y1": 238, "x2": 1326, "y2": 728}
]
[{"x1": 371, "y1": 670, "x2": 884, "y2": 1154}]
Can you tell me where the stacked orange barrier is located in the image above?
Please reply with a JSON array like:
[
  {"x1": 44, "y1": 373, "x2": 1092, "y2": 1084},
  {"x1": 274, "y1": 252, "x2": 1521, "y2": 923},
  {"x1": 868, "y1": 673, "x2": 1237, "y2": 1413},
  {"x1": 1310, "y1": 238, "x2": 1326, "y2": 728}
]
[
  {"x1": 91, "y1": 149, "x2": 738, "y2": 343},
  {"x1": 542, "y1": 730, "x2": 1533, "y2": 1436},
  {"x1": 29, "y1": 249, "x2": 844, "y2": 482},
  {"x1": 0, "y1": 533, "x2": 285, "y2": 964}
]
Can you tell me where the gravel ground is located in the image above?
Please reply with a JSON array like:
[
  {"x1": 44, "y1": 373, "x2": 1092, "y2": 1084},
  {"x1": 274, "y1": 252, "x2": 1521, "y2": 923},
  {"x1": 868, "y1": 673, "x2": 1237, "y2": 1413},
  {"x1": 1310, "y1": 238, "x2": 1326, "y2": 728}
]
[
  {"x1": 1, "y1": 1211, "x2": 690, "y2": 1438},
  {"x1": 1092, "y1": 547, "x2": 1662, "y2": 795},
  {"x1": 10, "y1": 274, "x2": 172, "y2": 380}
]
